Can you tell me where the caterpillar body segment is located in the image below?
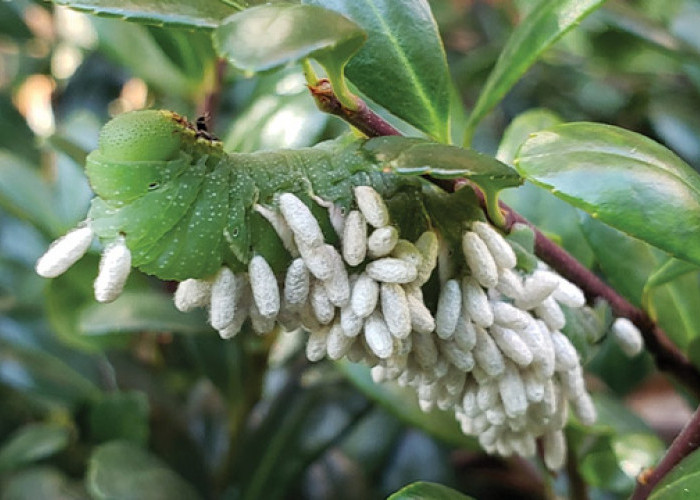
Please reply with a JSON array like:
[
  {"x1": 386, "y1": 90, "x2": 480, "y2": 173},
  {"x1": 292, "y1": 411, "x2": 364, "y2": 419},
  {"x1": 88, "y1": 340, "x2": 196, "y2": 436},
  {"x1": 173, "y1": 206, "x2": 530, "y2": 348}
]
[{"x1": 85, "y1": 110, "x2": 429, "y2": 280}]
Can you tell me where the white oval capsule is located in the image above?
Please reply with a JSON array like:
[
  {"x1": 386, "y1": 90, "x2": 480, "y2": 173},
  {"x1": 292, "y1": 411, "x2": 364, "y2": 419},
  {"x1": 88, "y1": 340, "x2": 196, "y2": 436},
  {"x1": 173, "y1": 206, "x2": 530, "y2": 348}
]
[
  {"x1": 454, "y1": 315, "x2": 477, "y2": 351},
  {"x1": 391, "y1": 239, "x2": 423, "y2": 268},
  {"x1": 354, "y1": 186, "x2": 389, "y2": 228},
  {"x1": 492, "y1": 301, "x2": 532, "y2": 330},
  {"x1": 551, "y1": 331, "x2": 579, "y2": 371},
  {"x1": 366, "y1": 258, "x2": 417, "y2": 284},
  {"x1": 249, "y1": 301, "x2": 276, "y2": 334},
  {"x1": 520, "y1": 368, "x2": 545, "y2": 403},
  {"x1": 462, "y1": 232, "x2": 498, "y2": 288},
  {"x1": 496, "y1": 268, "x2": 524, "y2": 301},
  {"x1": 306, "y1": 326, "x2": 329, "y2": 362},
  {"x1": 322, "y1": 246, "x2": 350, "y2": 307},
  {"x1": 278, "y1": 193, "x2": 324, "y2": 248},
  {"x1": 297, "y1": 241, "x2": 334, "y2": 281},
  {"x1": 254, "y1": 204, "x2": 297, "y2": 256},
  {"x1": 94, "y1": 236, "x2": 132, "y2": 303},
  {"x1": 435, "y1": 279, "x2": 462, "y2": 339},
  {"x1": 535, "y1": 297, "x2": 566, "y2": 331},
  {"x1": 351, "y1": 273, "x2": 379, "y2": 318},
  {"x1": 249, "y1": 255, "x2": 280, "y2": 319},
  {"x1": 174, "y1": 279, "x2": 211, "y2": 312},
  {"x1": 36, "y1": 225, "x2": 94, "y2": 278},
  {"x1": 342, "y1": 210, "x2": 367, "y2": 266},
  {"x1": 414, "y1": 231, "x2": 438, "y2": 285},
  {"x1": 284, "y1": 258, "x2": 310, "y2": 308},
  {"x1": 472, "y1": 325, "x2": 505, "y2": 377},
  {"x1": 461, "y1": 277, "x2": 494, "y2": 327},
  {"x1": 310, "y1": 279, "x2": 335, "y2": 325},
  {"x1": 543, "y1": 430, "x2": 566, "y2": 470},
  {"x1": 440, "y1": 341, "x2": 474, "y2": 371},
  {"x1": 210, "y1": 268, "x2": 239, "y2": 330},
  {"x1": 472, "y1": 221, "x2": 517, "y2": 269},
  {"x1": 340, "y1": 303, "x2": 363, "y2": 337},
  {"x1": 553, "y1": 277, "x2": 586, "y2": 308},
  {"x1": 490, "y1": 324, "x2": 533, "y2": 367},
  {"x1": 611, "y1": 317, "x2": 644, "y2": 357},
  {"x1": 367, "y1": 226, "x2": 399, "y2": 258},
  {"x1": 498, "y1": 362, "x2": 528, "y2": 418},
  {"x1": 518, "y1": 270, "x2": 560, "y2": 309},
  {"x1": 477, "y1": 381, "x2": 499, "y2": 411},
  {"x1": 380, "y1": 282, "x2": 411, "y2": 339},
  {"x1": 363, "y1": 311, "x2": 393, "y2": 359},
  {"x1": 326, "y1": 321, "x2": 354, "y2": 360},
  {"x1": 407, "y1": 294, "x2": 435, "y2": 334},
  {"x1": 571, "y1": 392, "x2": 597, "y2": 426}
]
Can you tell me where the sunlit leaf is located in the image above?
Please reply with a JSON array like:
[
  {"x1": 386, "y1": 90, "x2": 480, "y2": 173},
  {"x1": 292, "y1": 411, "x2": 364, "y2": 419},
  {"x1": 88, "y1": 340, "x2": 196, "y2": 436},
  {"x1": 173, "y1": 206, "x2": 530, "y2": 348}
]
[
  {"x1": 388, "y1": 481, "x2": 474, "y2": 500},
  {"x1": 516, "y1": 122, "x2": 700, "y2": 267},
  {"x1": 304, "y1": 0, "x2": 451, "y2": 142},
  {"x1": 650, "y1": 448, "x2": 700, "y2": 499}
]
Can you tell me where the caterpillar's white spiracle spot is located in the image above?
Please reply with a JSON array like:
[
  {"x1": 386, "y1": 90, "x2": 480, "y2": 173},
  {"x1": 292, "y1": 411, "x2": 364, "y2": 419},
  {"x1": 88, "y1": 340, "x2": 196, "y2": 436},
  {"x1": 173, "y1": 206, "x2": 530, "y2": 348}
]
[
  {"x1": 278, "y1": 193, "x2": 324, "y2": 248},
  {"x1": 174, "y1": 279, "x2": 212, "y2": 312},
  {"x1": 94, "y1": 235, "x2": 132, "y2": 303},
  {"x1": 462, "y1": 231, "x2": 498, "y2": 288},
  {"x1": 367, "y1": 226, "x2": 399, "y2": 258},
  {"x1": 611, "y1": 317, "x2": 644, "y2": 357},
  {"x1": 248, "y1": 255, "x2": 280, "y2": 320},
  {"x1": 36, "y1": 224, "x2": 94, "y2": 278},
  {"x1": 354, "y1": 186, "x2": 390, "y2": 228},
  {"x1": 472, "y1": 221, "x2": 517, "y2": 270},
  {"x1": 209, "y1": 267, "x2": 239, "y2": 331},
  {"x1": 342, "y1": 210, "x2": 367, "y2": 266}
]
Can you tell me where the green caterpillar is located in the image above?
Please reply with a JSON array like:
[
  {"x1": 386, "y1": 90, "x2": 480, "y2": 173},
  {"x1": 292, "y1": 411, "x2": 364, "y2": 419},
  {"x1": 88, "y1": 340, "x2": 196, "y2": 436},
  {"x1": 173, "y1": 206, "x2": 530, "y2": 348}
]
[{"x1": 83, "y1": 109, "x2": 519, "y2": 282}]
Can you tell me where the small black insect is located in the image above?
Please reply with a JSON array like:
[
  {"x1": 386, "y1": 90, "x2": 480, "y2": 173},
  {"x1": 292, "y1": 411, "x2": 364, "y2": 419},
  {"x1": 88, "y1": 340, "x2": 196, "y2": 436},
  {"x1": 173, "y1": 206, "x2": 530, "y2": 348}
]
[{"x1": 195, "y1": 114, "x2": 219, "y2": 142}]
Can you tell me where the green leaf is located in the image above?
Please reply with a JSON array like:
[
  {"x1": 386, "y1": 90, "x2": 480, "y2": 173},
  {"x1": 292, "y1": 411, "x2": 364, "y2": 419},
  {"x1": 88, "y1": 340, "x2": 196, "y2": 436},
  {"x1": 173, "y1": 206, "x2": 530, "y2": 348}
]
[
  {"x1": 2, "y1": 467, "x2": 88, "y2": 499},
  {"x1": 52, "y1": 0, "x2": 238, "y2": 29},
  {"x1": 515, "y1": 122, "x2": 700, "y2": 267},
  {"x1": 650, "y1": 448, "x2": 700, "y2": 499},
  {"x1": 79, "y1": 290, "x2": 211, "y2": 336},
  {"x1": 89, "y1": 391, "x2": 150, "y2": 445},
  {"x1": 304, "y1": 0, "x2": 451, "y2": 142},
  {"x1": 87, "y1": 441, "x2": 201, "y2": 500},
  {"x1": 363, "y1": 136, "x2": 521, "y2": 189},
  {"x1": 496, "y1": 108, "x2": 564, "y2": 165},
  {"x1": 463, "y1": 0, "x2": 606, "y2": 143},
  {"x1": 580, "y1": 216, "x2": 700, "y2": 351},
  {"x1": 388, "y1": 481, "x2": 473, "y2": 500},
  {"x1": 0, "y1": 152, "x2": 64, "y2": 236},
  {"x1": 337, "y1": 362, "x2": 476, "y2": 449},
  {"x1": 214, "y1": 4, "x2": 365, "y2": 106},
  {"x1": 645, "y1": 258, "x2": 699, "y2": 290},
  {"x1": 0, "y1": 424, "x2": 71, "y2": 473}
]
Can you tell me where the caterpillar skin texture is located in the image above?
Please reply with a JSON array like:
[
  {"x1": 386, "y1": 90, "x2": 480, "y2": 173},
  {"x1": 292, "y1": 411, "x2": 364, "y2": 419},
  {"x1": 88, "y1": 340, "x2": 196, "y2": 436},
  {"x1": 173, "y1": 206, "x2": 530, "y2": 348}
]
[{"x1": 86, "y1": 110, "x2": 430, "y2": 281}]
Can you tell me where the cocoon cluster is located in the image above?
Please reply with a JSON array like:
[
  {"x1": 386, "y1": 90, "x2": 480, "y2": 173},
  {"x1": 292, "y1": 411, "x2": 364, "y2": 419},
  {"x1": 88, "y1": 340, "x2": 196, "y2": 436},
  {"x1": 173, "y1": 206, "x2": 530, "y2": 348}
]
[{"x1": 36, "y1": 187, "x2": 647, "y2": 470}]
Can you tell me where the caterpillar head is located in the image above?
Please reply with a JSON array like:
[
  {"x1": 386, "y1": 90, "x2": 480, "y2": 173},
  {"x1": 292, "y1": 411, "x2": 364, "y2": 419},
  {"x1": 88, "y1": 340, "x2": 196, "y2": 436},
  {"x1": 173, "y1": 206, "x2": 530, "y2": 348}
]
[{"x1": 86, "y1": 110, "x2": 222, "y2": 203}]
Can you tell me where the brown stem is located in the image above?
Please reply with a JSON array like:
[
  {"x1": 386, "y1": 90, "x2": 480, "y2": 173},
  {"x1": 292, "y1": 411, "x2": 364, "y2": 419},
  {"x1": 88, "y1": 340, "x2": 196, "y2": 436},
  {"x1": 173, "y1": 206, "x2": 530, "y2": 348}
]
[
  {"x1": 631, "y1": 405, "x2": 700, "y2": 499},
  {"x1": 308, "y1": 79, "x2": 401, "y2": 137}
]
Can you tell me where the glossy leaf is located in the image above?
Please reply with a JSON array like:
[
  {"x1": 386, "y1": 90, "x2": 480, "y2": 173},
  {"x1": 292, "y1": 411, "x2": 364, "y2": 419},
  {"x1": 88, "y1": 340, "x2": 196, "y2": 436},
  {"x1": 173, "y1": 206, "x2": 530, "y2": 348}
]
[
  {"x1": 464, "y1": 0, "x2": 606, "y2": 143},
  {"x1": 515, "y1": 122, "x2": 700, "y2": 267},
  {"x1": 304, "y1": 0, "x2": 451, "y2": 142},
  {"x1": 581, "y1": 216, "x2": 700, "y2": 351},
  {"x1": 214, "y1": 4, "x2": 365, "y2": 97},
  {"x1": 645, "y1": 258, "x2": 699, "y2": 290},
  {"x1": 388, "y1": 481, "x2": 473, "y2": 500},
  {"x1": 363, "y1": 136, "x2": 521, "y2": 190},
  {"x1": 87, "y1": 441, "x2": 201, "y2": 500},
  {"x1": 498, "y1": 110, "x2": 594, "y2": 267},
  {"x1": 649, "y1": 448, "x2": 700, "y2": 499},
  {"x1": 0, "y1": 424, "x2": 71, "y2": 473},
  {"x1": 337, "y1": 362, "x2": 476, "y2": 448},
  {"x1": 52, "y1": 0, "x2": 237, "y2": 29},
  {"x1": 2, "y1": 467, "x2": 88, "y2": 499}
]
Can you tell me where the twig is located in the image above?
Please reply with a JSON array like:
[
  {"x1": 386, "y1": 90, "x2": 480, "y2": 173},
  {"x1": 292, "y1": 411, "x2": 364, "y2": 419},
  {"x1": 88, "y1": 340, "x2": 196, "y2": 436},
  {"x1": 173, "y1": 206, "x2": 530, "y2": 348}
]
[
  {"x1": 631, "y1": 405, "x2": 700, "y2": 499},
  {"x1": 201, "y1": 58, "x2": 228, "y2": 131},
  {"x1": 308, "y1": 79, "x2": 401, "y2": 138}
]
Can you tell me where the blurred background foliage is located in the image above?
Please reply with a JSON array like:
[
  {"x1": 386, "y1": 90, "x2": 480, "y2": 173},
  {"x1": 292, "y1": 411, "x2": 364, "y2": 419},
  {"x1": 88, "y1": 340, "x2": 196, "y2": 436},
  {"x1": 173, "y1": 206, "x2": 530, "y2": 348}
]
[{"x1": 1, "y1": 0, "x2": 700, "y2": 498}]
